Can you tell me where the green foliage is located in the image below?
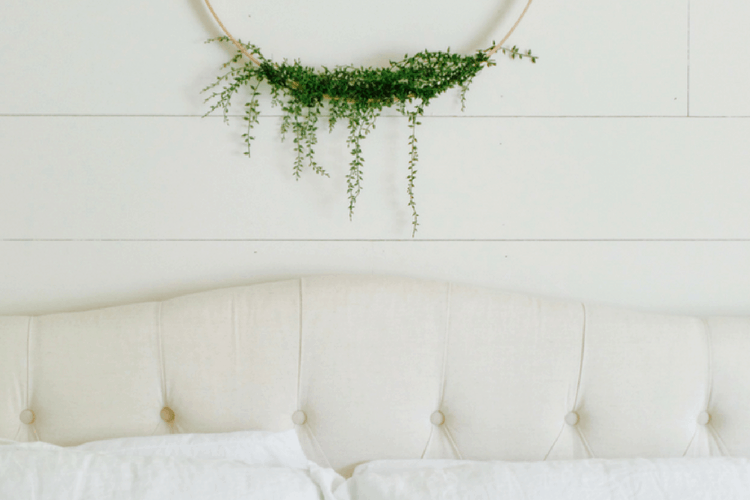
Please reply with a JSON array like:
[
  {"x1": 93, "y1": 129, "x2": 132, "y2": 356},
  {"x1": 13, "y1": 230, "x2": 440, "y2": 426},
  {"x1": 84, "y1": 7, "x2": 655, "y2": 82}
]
[
  {"x1": 203, "y1": 37, "x2": 532, "y2": 236},
  {"x1": 500, "y1": 45, "x2": 537, "y2": 63}
]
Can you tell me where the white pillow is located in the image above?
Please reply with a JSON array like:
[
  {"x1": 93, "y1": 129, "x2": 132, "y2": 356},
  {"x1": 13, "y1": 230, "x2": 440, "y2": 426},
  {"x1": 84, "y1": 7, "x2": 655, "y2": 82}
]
[
  {"x1": 0, "y1": 444, "x2": 324, "y2": 500},
  {"x1": 72, "y1": 428, "x2": 309, "y2": 469},
  {"x1": 336, "y1": 458, "x2": 750, "y2": 500}
]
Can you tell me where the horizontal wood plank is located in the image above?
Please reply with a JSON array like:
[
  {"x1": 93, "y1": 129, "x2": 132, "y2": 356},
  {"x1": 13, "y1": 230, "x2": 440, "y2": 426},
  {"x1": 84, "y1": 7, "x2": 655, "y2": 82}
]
[
  {"x1": 1, "y1": 240, "x2": 747, "y2": 317},
  {"x1": 690, "y1": 0, "x2": 750, "y2": 116},
  {"x1": 0, "y1": 0, "x2": 687, "y2": 117},
  {"x1": 1, "y1": 116, "x2": 747, "y2": 240}
]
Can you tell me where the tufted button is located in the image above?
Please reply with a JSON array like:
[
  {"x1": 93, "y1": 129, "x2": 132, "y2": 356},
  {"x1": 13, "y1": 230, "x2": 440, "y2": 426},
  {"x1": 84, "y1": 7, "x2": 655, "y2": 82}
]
[
  {"x1": 565, "y1": 411, "x2": 579, "y2": 426},
  {"x1": 19, "y1": 409, "x2": 36, "y2": 425},
  {"x1": 697, "y1": 411, "x2": 711, "y2": 425},
  {"x1": 160, "y1": 407, "x2": 175, "y2": 423},
  {"x1": 430, "y1": 411, "x2": 445, "y2": 426},
  {"x1": 292, "y1": 410, "x2": 307, "y2": 425}
]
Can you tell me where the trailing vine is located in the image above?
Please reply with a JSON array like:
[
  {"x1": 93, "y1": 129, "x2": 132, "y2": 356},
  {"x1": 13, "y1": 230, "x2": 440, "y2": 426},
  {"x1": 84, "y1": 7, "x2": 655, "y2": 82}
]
[{"x1": 201, "y1": 2, "x2": 536, "y2": 236}]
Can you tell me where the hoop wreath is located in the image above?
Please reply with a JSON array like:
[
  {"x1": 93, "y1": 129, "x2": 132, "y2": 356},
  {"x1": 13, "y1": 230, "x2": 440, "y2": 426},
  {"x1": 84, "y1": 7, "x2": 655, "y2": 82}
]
[{"x1": 202, "y1": 0, "x2": 535, "y2": 236}]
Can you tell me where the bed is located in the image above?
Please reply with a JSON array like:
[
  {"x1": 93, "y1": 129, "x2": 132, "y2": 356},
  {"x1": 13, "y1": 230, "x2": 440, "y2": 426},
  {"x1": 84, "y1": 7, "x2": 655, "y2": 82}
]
[{"x1": 2, "y1": 275, "x2": 749, "y2": 498}]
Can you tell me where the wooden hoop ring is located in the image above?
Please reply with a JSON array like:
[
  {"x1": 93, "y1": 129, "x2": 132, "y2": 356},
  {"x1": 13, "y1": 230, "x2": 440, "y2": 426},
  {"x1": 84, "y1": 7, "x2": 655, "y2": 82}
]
[{"x1": 202, "y1": 0, "x2": 534, "y2": 66}]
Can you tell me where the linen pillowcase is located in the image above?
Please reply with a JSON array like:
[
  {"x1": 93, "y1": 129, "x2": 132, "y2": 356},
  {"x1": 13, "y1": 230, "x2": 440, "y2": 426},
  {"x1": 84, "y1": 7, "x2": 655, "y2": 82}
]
[
  {"x1": 0, "y1": 444, "x2": 325, "y2": 500},
  {"x1": 335, "y1": 458, "x2": 750, "y2": 500},
  {"x1": 72, "y1": 428, "x2": 309, "y2": 469},
  {"x1": 1, "y1": 429, "x2": 308, "y2": 468}
]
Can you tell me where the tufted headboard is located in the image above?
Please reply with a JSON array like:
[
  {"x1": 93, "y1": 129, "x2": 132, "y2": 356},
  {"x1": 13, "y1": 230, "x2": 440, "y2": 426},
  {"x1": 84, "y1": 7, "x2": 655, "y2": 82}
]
[{"x1": 1, "y1": 275, "x2": 749, "y2": 476}]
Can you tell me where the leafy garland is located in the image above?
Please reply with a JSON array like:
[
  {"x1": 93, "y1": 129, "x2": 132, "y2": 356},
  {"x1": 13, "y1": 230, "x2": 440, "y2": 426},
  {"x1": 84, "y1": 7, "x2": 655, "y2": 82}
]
[{"x1": 203, "y1": 38, "x2": 535, "y2": 236}]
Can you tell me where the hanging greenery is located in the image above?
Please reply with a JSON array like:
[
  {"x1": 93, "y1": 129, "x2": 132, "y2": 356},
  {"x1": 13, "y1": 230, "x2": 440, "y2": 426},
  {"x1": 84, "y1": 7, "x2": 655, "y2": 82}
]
[{"x1": 201, "y1": 0, "x2": 535, "y2": 236}]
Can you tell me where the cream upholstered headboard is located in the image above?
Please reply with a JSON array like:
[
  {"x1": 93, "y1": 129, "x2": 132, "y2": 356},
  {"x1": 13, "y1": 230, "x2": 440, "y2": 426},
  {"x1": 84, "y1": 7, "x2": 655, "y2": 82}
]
[{"x1": 1, "y1": 275, "x2": 749, "y2": 476}]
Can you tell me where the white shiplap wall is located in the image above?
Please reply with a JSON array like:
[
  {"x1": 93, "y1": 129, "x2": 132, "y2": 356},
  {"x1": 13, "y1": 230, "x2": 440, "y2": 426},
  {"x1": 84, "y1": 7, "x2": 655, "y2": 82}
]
[{"x1": 1, "y1": 0, "x2": 748, "y2": 316}]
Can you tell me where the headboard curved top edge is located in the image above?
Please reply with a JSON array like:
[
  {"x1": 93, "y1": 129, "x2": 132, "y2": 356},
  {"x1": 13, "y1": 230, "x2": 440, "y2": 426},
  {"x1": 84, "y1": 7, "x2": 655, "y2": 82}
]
[{"x1": 1, "y1": 274, "x2": 748, "y2": 475}]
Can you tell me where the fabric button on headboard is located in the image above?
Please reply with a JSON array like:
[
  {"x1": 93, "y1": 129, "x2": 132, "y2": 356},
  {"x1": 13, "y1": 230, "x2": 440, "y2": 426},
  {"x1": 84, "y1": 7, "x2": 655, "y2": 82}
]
[{"x1": 1, "y1": 275, "x2": 749, "y2": 476}]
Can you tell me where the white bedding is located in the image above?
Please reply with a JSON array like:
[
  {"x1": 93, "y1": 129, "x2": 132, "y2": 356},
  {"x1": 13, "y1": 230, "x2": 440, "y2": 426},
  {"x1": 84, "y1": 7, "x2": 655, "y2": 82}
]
[
  {"x1": 0, "y1": 430, "x2": 334, "y2": 500},
  {"x1": 3, "y1": 431, "x2": 750, "y2": 500},
  {"x1": 336, "y1": 458, "x2": 750, "y2": 500},
  {"x1": 0, "y1": 443, "x2": 325, "y2": 500},
  {"x1": 71, "y1": 428, "x2": 309, "y2": 468}
]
